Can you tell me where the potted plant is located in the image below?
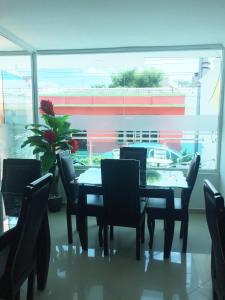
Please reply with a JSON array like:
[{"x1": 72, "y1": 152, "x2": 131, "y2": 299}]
[{"x1": 21, "y1": 99, "x2": 79, "y2": 212}]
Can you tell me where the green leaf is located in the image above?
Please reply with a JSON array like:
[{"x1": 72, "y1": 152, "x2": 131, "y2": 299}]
[
  {"x1": 56, "y1": 142, "x2": 71, "y2": 150},
  {"x1": 26, "y1": 136, "x2": 45, "y2": 144},
  {"x1": 26, "y1": 123, "x2": 49, "y2": 130},
  {"x1": 33, "y1": 146, "x2": 48, "y2": 154},
  {"x1": 21, "y1": 140, "x2": 31, "y2": 148},
  {"x1": 29, "y1": 128, "x2": 45, "y2": 135},
  {"x1": 70, "y1": 129, "x2": 79, "y2": 134},
  {"x1": 42, "y1": 115, "x2": 69, "y2": 130},
  {"x1": 40, "y1": 152, "x2": 56, "y2": 173}
]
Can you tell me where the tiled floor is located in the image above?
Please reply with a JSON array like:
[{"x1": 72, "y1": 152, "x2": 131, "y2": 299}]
[{"x1": 19, "y1": 210, "x2": 212, "y2": 300}]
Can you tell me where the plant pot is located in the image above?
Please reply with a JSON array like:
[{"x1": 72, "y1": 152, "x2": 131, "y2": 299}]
[{"x1": 48, "y1": 195, "x2": 62, "y2": 212}]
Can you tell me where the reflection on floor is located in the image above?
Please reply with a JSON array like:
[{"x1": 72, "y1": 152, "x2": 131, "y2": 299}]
[{"x1": 18, "y1": 210, "x2": 212, "y2": 300}]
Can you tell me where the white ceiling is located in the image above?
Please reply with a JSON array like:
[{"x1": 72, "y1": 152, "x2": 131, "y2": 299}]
[
  {"x1": 0, "y1": 35, "x2": 22, "y2": 51},
  {"x1": 0, "y1": 0, "x2": 225, "y2": 51}
]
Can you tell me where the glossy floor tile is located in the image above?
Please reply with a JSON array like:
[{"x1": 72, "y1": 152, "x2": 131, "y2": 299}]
[{"x1": 17, "y1": 210, "x2": 212, "y2": 300}]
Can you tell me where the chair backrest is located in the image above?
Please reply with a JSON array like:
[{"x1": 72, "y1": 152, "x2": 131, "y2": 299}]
[
  {"x1": 203, "y1": 179, "x2": 225, "y2": 298},
  {"x1": 101, "y1": 159, "x2": 140, "y2": 226},
  {"x1": 1, "y1": 159, "x2": 41, "y2": 216},
  {"x1": 186, "y1": 153, "x2": 201, "y2": 188},
  {"x1": 56, "y1": 150, "x2": 77, "y2": 203},
  {"x1": 7, "y1": 173, "x2": 52, "y2": 286},
  {"x1": 120, "y1": 147, "x2": 147, "y2": 171},
  {"x1": 181, "y1": 153, "x2": 200, "y2": 208}
]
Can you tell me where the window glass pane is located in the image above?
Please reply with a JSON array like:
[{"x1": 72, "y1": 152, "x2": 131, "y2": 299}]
[
  {"x1": 37, "y1": 49, "x2": 222, "y2": 169},
  {"x1": 0, "y1": 56, "x2": 33, "y2": 159}
]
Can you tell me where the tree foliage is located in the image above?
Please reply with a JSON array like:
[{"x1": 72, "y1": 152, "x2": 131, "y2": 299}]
[{"x1": 109, "y1": 68, "x2": 164, "y2": 88}]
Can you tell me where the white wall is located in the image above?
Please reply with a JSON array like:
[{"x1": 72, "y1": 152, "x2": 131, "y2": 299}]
[
  {"x1": 219, "y1": 80, "x2": 225, "y2": 195},
  {"x1": 189, "y1": 172, "x2": 219, "y2": 210}
]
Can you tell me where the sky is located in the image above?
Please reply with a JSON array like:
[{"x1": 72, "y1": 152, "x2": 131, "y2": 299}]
[{"x1": 0, "y1": 49, "x2": 222, "y2": 89}]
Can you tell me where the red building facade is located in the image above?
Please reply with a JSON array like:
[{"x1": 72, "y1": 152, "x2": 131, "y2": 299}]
[{"x1": 40, "y1": 94, "x2": 185, "y2": 152}]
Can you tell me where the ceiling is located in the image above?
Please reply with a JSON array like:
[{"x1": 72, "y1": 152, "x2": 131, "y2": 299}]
[{"x1": 0, "y1": 0, "x2": 225, "y2": 52}]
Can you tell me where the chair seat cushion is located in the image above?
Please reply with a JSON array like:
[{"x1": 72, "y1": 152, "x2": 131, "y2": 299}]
[
  {"x1": 146, "y1": 197, "x2": 167, "y2": 209},
  {"x1": 146, "y1": 197, "x2": 182, "y2": 210},
  {"x1": 87, "y1": 194, "x2": 103, "y2": 206}
]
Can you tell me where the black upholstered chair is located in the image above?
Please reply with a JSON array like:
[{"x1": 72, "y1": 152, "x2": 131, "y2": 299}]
[
  {"x1": 173, "y1": 152, "x2": 200, "y2": 252},
  {"x1": 120, "y1": 147, "x2": 147, "y2": 171},
  {"x1": 146, "y1": 152, "x2": 200, "y2": 254},
  {"x1": 57, "y1": 150, "x2": 103, "y2": 245},
  {"x1": 103, "y1": 146, "x2": 147, "y2": 241},
  {"x1": 1, "y1": 158, "x2": 41, "y2": 217},
  {"x1": 0, "y1": 173, "x2": 52, "y2": 300},
  {"x1": 101, "y1": 159, "x2": 145, "y2": 260},
  {"x1": 204, "y1": 179, "x2": 225, "y2": 300}
]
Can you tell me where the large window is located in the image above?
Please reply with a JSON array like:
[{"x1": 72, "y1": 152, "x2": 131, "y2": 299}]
[
  {"x1": 37, "y1": 49, "x2": 223, "y2": 169},
  {"x1": 0, "y1": 55, "x2": 33, "y2": 159}
]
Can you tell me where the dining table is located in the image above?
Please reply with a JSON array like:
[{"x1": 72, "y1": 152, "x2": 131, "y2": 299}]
[{"x1": 77, "y1": 167, "x2": 188, "y2": 251}]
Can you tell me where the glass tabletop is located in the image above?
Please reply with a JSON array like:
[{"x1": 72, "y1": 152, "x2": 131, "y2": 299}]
[{"x1": 77, "y1": 168, "x2": 188, "y2": 189}]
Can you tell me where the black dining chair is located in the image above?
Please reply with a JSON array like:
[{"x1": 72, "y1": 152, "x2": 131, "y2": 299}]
[
  {"x1": 120, "y1": 147, "x2": 147, "y2": 171},
  {"x1": 57, "y1": 150, "x2": 104, "y2": 246},
  {"x1": 105, "y1": 146, "x2": 147, "y2": 241},
  {"x1": 0, "y1": 173, "x2": 52, "y2": 300},
  {"x1": 146, "y1": 152, "x2": 200, "y2": 254},
  {"x1": 101, "y1": 159, "x2": 145, "y2": 260},
  {"x1": 1, "y1": 158, "x2": 41, "y2": 217},
  {"x1": 173, "y1": 152, "x2": 200, "y2": 252},
  {"x1": 203, "y1": 179, "x2": 225, "y2": 300}
]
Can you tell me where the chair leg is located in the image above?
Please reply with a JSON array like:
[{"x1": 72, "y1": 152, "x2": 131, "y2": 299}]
[
  {"x1": 78, "y1": 215, "x2": 88, "y2": 250},
  {"x1": 136, "y1": 226, "x2": 141, "y2": 260},
  {"x1": 96, "y1": 217, "x2": 100, "y2": 226},
  {"x1": 147, "y1": 216, "x2": 155, "y2": 249},
  {"x1": 141, "y1": 217, "x2": 145, "y2": 244},
  {"x1": 27, "y1": 270, "x2": 35, "y2": 300},
  {"x1": 103, "y1": 225, "x2": 109, "y2": 256},
  {"x1": 152, "y1": 220, "x2": 155, "y2": 232},
  {"x1": 98, "y1": 224, "x2": 103, "y2": 247},
  {"x1": 163, "y1": 219, "x2": 167, "y2": 231},
  {"x1": 110, "y1": 226, "x2": 114, "y2": 240},
  {"x1": 66, "y1": 208, "x2": 73, "y2": 244},
  {"x1": 164, "y1": 219, "x2": 175, "y2": 259},
  {"x1": 75, "y1": 215, "x2": 79, "y2": 232},
  {"x1": 182, "y1": 217, "x2": 188, "y2": 253},
  {"x1": 179, "y1": 221, "x2": 184, "y2": 238}
]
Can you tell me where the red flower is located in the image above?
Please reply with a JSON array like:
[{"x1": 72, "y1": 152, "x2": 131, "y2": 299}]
[
  {"x1": 69, "y1": 139, "x2": 79, "y2": 153},
  {"x1": 43, "y1": 130, "x2": 57, "y2": 143},
  {"x1": 40, "y1": 100, "x2": 55, "y2": 116}
]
